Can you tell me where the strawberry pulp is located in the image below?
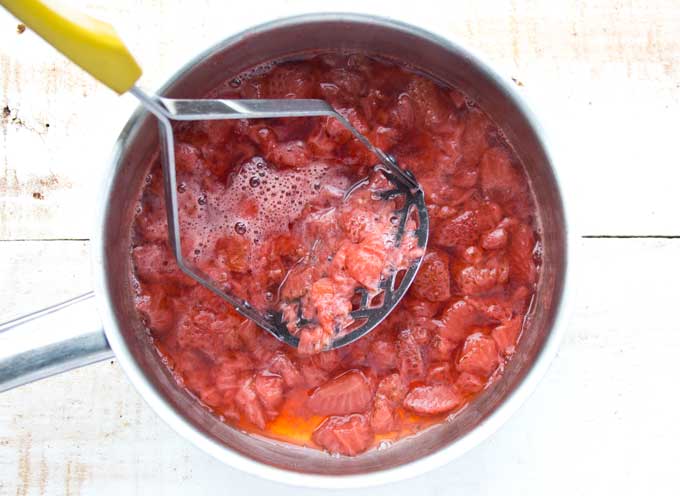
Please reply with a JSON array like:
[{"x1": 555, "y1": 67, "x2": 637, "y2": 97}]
[{"x1": 130, "y1": 53, "x2": 541, "y2": 456}]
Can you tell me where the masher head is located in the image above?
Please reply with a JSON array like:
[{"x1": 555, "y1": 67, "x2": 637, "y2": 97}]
[{"x1": 131, "y1": 87, "x2": 429, "y2": 350}]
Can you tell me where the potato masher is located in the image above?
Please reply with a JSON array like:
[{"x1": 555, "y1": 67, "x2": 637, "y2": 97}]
[{"x1": 2, "y1": 0, "x2": 429, "y2": 349}]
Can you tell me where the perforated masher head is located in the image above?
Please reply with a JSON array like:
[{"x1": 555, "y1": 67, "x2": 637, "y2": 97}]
[{"x1": 131, "y1": 87, "x2": 429, "y2": 350}]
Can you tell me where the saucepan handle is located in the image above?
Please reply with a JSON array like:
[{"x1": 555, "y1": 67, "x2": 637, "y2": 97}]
[{"x1": 0, "y1": 292, "x2": 113, "y2": 392}]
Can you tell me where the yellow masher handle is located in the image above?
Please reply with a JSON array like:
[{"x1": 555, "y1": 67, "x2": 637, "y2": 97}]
[{"x1": 0, "y1": 0, "x2": 142, "y2": 94}]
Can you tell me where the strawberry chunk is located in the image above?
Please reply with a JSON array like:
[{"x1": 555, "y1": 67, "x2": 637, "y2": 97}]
[
  {"x1": 456, "y1": 257, "x2": 510, "y2": 295},
  {"x1": 376, "y1": 373, "x2": 406, "y2": 402},
  {"x1": 272, "y1": 234, "x2": 301, "y2": 259},
  {"x1": 449, "y1": 147, "x2": 479, "y2": 188},
  {"x1": 300, "y1": 360, "x2": 329, "y2": 388},
  {"x1": 307, "y1": 124, "x2": 337, "y2": 155},
  {"x1": 410, "y1": 319, "x2": 433, "y2": 345},
  {"x1": 254, "y1": 372, "x2": 284, "y2": 415},
  {"x1": 218, "y1": 321, "x2": 242, "y2": 351},
  {"x1": 393, "y1": 93, "x2": 416, "y2": 130},
  {"x1": 267, "y1": 140, "x2": 310, "y2": 168},
  {"x1": 449, "y1": 88, "x2": 466, "y2": 108},
  {"x1": 480, "y1": 147, "x2": 522, "y2": 201},
  {"x1": 249, "y1": 331, "x2": 283, "y2": 364},
  {"x1": 214, "y1": 235, "x2": 249, "y2": 273},
  {"x1": 369, "y1": 340, "x2": 399, "y2": 371},
  {"x1": 344, "y1": 241, "x2": 385, "y2": 290},
  {"x1": 402, "y1": 295, "x2": 441, "y2": 318},
  {"x1": 468, "y1": 295, "x2": 514, "y2": 323},
  {"x1": 440, "y1": 299, "x2": 478, "y2": 343},
  {"x1": 280, "y1": 267, "x2": 313, "y2": 300},
  {"x1": 328, "y1": 67, "x2": 367, "y2": 96},
  {"x1": 433, "y1": 210, "x2": 479, "y2": 249},
  {"x1": 199, "y1": 119, "x2": 236, "y2": 146},
  {"x1": 298, "y1": 325, "x2": 329, "y2": 356},
  {"x1": 427, "y1": 362, "x2": 454, "y2": 384},
  {"x1": 462, "y1": 245, "x2": 484, "y2": 265},
  {"x1": 309, "y1": 278, "x2": 351, "y2": 335},
  {"x1": 342, "y1": 336, "x2": 372, "y2": 369},
  {"x1": 370, "y1": 396, "x2": 395, "y2": 433},
  {"x1": 456, "y1": 266, "x2": 498, "y2": 295},
  {"x1": 132, "y1": 244, "x2": 186, "y2": 285},
  {"x1": 312, "y1": 414, "x2": 373, "y2": 456},
  {"x1": 265, "y1": 64, "x2": 317, "y2": 98},
  {"x1": 511, "y1": 286, "x2": 533, "y2": 314},
  {"x1": 219, "y1": 398, "x2": 241, "y2": 423},
  {"x1": 135, "y1": 286, "x2": 175, "y2": 334},
  {"x1": 398, "y1": 329, "x2": 425, "y2": 381},
  {"x1": 460, "y1": 109, "x2": 491, "y2": 169},
  {"x1": 214, "y1": 352, "x2": 252, "y2": 392},
  {"x1": 175, "y1": 349, "x2": 212, "y2": 395},
  {"x1": 312, "y1": 349, "x2": 342, "y2": 372},
  {"x1": 198, "y1": 386, "x2": 224, "y2": 409},
  {"x1": 268, "y1": 352, "x2": 302, "y2": 388},
  {"x1": 434, "y1": 201, "x2": 501, "y2": 250},
  {"x1": 174, "y1": 142, "x2": 204, "y2": 173},
  {"x1": 407, "y1": 77, "x2": 450, "y2": 128},
  {"x1": 482, "y1": 226, "x2": 509, "y2": 250},
  {"x1": 491, "y1": 316, "x2": 523, "y2": 356},
  {"x1": 428, "y1": 334, "x2": 457, "y2": 361},
  {"x1": 457, "y1": 333, "x2": 500, "y2": 377},
  {"x1": 455, "y1": 371, "x2": 485, "y2": 394},
  {"x1": 403, "y1": 384, "x2": 462, "y2": 415},
  {"x1": 323, "y1": 113, "x2": 354, "y2": 144},
  {"x1": 181, "y1": 309, "x2": 246, "y2": 356},
  {"x1": 134, "y1": 201, "x2": 168, "y2": 245},
  {"x1": 235, "y1": 378, "x2": 267, "y2": 430},
  {"x1": 338, "y1": 207, "x2": 376, "y2": 243},
  {"x1": 372, "y1": 126, "x2": 401, "y2": 151},
  {"x1": 509, "y1": 223, "x2": 538, "y2": 285},
  {"x1": 410, "y1": 249, "x2": 451, "y2": 302},
  {"x1": 308, "y1": 370, "x2": 373, "y2": 415}
]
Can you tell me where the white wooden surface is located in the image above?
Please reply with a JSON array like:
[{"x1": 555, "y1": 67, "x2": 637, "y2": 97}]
[{"x1": 1, "y1": 1, "x2": 679, "y2": 494}]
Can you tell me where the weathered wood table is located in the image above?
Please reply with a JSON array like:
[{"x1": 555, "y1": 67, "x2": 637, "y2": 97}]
[{"x1": 1, "y1": 1, "x2": 679, "y2": 494}]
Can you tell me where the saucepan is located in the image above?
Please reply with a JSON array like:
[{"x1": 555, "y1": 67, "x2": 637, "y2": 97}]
[{"x1": 0, "y1": 13, "x2": 571, "y2": 488}]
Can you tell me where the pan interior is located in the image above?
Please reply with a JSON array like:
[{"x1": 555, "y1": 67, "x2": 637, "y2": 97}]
[{"x1": 100, "y1": 16, "x2": 566, "y2": 476}]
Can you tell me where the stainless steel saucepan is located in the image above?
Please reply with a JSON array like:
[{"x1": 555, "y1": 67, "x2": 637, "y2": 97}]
[{"x1": 0, "y1": 13, "x2": 571, "y2": 488}]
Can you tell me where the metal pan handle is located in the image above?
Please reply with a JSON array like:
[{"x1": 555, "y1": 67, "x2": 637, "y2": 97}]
[{"x1": 0, "y1": 292, "x2": 113, "y2": 392}]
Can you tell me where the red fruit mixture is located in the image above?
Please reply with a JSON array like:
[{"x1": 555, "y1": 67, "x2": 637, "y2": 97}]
[
  {"x1": 276, "y1": 170, "x2": 422, "y2": 353},
  {"x1": 131, "y1": 53, "x2": 540, "y2": 456}
]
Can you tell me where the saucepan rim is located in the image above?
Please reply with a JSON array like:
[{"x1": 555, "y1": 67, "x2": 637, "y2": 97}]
[{"x1": 92, "y1": 12, "x2": 575, "y2": 488}]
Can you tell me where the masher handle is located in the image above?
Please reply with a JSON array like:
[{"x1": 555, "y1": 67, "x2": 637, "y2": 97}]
[{"x1": 0, "y1": 0, "x2": 141, "y2": 94}]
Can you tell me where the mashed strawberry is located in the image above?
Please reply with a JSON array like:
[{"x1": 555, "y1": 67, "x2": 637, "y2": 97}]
[{"x1": 131, "y1": 53, "x2": 540, "y2": 456}]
